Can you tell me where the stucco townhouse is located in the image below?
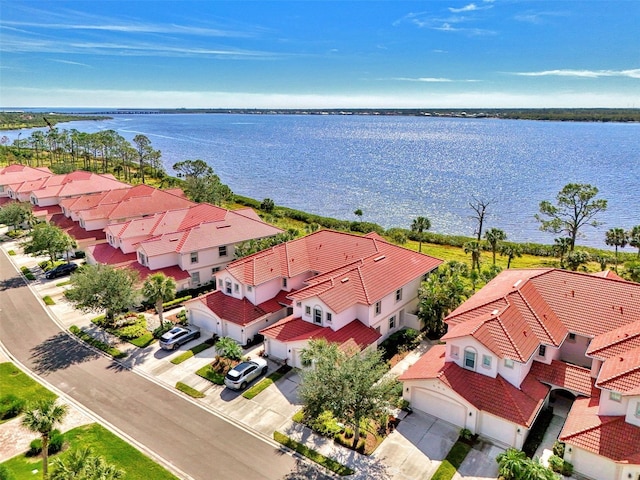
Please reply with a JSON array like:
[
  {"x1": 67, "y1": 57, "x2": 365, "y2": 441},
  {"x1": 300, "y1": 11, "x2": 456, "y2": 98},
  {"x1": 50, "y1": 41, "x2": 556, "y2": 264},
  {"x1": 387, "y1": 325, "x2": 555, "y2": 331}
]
[
  {"x1": 185, "y1": 229, "x2": 442, "y2": 359},
  {"x1": 0, "y1": 164, "x2": 53, "y2": 203},
  {"x1": 400, "y1": 268, "x2": 640, "y2": 480}
]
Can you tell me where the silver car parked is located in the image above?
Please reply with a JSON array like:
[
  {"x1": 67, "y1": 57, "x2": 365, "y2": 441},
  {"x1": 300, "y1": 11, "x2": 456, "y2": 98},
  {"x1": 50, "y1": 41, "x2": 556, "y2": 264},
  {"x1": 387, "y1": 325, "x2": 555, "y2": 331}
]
[
  {"x1": 159, "y1": 326, "x2": 201, "y2": 351},
  {"x1": 224, "y1": 357, "x2": 268, "y2": 390}
]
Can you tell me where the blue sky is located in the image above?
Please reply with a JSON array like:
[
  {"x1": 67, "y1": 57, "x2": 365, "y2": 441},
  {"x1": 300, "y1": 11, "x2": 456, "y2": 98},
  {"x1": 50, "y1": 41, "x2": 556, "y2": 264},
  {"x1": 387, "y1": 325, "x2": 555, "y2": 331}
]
[{"x1": 1, "y1": 1, "x2": 639, "y2": 108}]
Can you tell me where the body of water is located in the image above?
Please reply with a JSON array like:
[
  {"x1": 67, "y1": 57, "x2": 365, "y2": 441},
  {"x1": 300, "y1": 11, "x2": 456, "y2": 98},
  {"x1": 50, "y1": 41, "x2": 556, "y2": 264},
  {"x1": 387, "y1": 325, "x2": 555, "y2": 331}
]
[{"x1": 2, "y1": 113, "x2": 639, "y2": 248}]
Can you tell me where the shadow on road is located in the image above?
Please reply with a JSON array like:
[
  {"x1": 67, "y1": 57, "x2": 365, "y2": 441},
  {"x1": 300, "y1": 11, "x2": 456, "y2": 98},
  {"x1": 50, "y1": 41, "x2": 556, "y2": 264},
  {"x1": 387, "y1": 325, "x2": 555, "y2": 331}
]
[
  {"x1": 30, "y1": 332, "x2": 101, "y2": 375},
  {"x1": 0, "y1": 274, "x2": 25, "y2": 291}
]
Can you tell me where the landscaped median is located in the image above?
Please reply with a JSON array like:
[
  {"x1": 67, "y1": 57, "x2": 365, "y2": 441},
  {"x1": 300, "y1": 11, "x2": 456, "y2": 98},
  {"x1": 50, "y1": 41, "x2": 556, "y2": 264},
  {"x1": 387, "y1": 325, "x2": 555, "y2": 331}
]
[
  {"x1": 242, "y1": 365, "x2": 290, "y2": 399},
  {"x1": 175, "y1": 382, "x2": 205, "y2": 398},
  {"x1": 69, "y1": 325, "x2": 127, "y2": 359},
  {"x1": 171, "y1": 339, "x2": 215, "y2": 365},
  {"x1": 273, "y1": 431, "x2": 354, "y2": 476}
]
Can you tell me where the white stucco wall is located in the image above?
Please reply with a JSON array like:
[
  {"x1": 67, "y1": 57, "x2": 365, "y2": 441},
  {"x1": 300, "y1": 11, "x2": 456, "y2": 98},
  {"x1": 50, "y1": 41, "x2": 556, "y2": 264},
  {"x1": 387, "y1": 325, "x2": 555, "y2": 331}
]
[
  {"x1": 625, "y1": 397, "x2": 640, "y2": 427},
  {"x1": 560, "y1": 334, "x2": 592, "y2": 368},
  {"x1": 598, "y1": 389, "x2": 629, "y2": 416},
  {"x1": 146, "y1": 251, "x2": 180, "y2": 270},
  {"x1": 253, "y1": 276, "x2": 285, "y2": 305},
  {"x1": 446, "y1": 336, "x2": 499, "y2": 379},
  {"x1": 82, "y1": 218, "x2": 108, "y2": 231},
  {"x1": 564, "y1": 445, "x2": 619, "y2": 480}
]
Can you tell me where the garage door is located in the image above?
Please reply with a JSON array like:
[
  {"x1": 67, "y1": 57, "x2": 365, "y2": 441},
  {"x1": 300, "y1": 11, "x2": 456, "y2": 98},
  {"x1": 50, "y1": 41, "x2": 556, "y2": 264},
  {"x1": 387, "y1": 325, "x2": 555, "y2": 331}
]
[
  {"x1": 412, "y1": 388, "x2": 467, "y2": 427},
  {"x1": 189, "y1": 310, "x2": 217, "y2": 335}
]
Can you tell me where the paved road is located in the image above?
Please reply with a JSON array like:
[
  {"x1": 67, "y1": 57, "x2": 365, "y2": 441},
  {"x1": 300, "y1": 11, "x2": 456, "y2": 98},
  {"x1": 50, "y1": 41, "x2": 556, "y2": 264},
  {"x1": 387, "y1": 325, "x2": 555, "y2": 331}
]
[{"x1": 0, "y1": 251, "x2": 315, "y2": 480}]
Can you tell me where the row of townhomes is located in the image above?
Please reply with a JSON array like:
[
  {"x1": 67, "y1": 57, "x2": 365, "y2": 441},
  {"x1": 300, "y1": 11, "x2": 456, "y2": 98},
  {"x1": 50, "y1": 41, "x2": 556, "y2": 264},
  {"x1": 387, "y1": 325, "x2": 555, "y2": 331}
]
[
  {"x1": 185, "y1": 229, "x2": 442, "y2": 363},
  {"x1": 0, "y1": 164, "x2": 283, "y2": 287},
  {"x1": 400, "y1": 268, "x2": 640, "y2": 480}
]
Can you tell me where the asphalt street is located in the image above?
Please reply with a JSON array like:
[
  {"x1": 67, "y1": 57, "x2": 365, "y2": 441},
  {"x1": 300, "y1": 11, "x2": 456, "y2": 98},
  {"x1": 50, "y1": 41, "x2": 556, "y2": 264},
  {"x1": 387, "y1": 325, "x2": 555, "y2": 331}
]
[{"x1": 0, "y1": 251, "x2": 318, "y2": 480}]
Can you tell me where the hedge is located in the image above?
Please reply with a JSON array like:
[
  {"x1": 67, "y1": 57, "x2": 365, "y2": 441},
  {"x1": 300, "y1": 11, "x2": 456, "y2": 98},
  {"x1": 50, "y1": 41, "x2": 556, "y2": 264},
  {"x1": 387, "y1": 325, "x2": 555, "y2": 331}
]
[
  {"x1": 69, "y1": 325, "x2": 127, "y2": 359},
  {"x1": 273, "y1": 431, "x2": 354, "y2": 476},
  {"x1": 176, "y1": 382, "x2": 205, "y2": 398}
]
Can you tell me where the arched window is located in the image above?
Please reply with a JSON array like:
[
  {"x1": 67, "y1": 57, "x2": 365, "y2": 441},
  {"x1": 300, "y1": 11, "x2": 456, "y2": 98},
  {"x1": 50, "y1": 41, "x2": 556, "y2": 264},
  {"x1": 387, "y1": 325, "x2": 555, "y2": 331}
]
[{"x1": 463, "y1": 348, "x2": 477, "y2": 370}]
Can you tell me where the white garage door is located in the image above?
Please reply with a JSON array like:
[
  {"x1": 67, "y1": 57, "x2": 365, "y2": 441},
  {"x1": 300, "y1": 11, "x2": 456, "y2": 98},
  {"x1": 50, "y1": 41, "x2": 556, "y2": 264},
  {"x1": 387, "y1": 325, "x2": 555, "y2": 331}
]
[
  {"x1": 189, "y1": 310, "x2": 217, "y2": 334},
  {"x1": 412, "y1": 388, "x2": 467, "y2": 428}
]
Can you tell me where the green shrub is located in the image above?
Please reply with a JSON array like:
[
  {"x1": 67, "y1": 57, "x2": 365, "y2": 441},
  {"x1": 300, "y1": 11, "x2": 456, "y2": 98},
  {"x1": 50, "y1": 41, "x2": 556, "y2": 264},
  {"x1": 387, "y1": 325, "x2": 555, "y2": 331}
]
[
  {"x1": 0, "y1": 464, "x2": 16, "y2": 480},
  {"x1": 7, "y1": 250, "x2": 16, "y2": 256},
  {"x1": 153, "y1": 322, "x2": 174, "y2": 339},
  {"x1": 309, "y1": 411, "x2": 343, "y2": 437},
  {"x1": 176, "y1": 382, "x2": 205, "y2": 398},
  {"x1": 458, "y1": 428, "x2": 473, "y2": 442},
  {"x1": 27, "y1": 429, "x2": 64, "y2": 456},
  {"x1": 549, "y1": 455, "x2": 574, "y2": 476},
  {"x1": 42, "y1": 295, "x2": 55, "y2": 305},
  {"x1": 117, "y1": 321, "x2": 147, "y2": 339},
  {"x1": 0, "y1": 394, "x2": 26, "y2": 420},
  {"x1": 69, "y1": 325, "x2": 127, "y2": 359},
  {"x1": 162, "y1": 295, "x2": 192, "y2": 309},
  {"x1": 552, "y1": 440, "x2": 565, "y2": 457},
  {"x1": 273, "y1": 431, "x2": 354, "y2": 476},
  {"x1": 20, "y1": 266, "x2": 35, "y2": 280},
  {"x1": 380, "y1": 328, "x2": 421, "y2": 360}
]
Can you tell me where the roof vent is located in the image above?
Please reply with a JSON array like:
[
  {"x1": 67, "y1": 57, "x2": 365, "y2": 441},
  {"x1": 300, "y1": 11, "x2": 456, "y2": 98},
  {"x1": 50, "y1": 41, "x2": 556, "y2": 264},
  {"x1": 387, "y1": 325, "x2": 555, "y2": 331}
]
[
  {"x1": 513, "y1": 279, "x2": 522, "y2": 288},
  {"x1": 491, "y1": 309, "x2": 499, "y2": 315},
  {"x1": 374, "y1": 255, "x2": 386, "y2": 262},
  {"x1": 341, "y1": 277, "x2": 349, "y2": 283}
]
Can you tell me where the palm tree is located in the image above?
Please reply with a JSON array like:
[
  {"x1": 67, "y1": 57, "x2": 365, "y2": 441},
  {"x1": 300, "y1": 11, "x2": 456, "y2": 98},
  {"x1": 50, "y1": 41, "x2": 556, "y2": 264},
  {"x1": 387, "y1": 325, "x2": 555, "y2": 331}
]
[
  {"x1": 499, "y1": 244, "x2": 522, "y2": 269},
  {"x1": 605, "y1": 227, "x2": 628, "y2": 272},
  {"x1": 411, "y1": 216, "x2": 431, "y2": 253},
  {"x1": 463, "y1": 240, "x2": 482, "y2": 271},
  {"x1": 484, "y1": 228, "x2": 507, "y2": 265},
  {"x1": 51, "y1": 447, "x2": 125, "y2": 480},
  {"x1": 142, "y1": 273, "x2": 176, "y2": 325},
  {"x1": 629, "y1": 225, "x2": 640, "y2": 258},
  {"x1": 215, "y1": 336, "x2": 243, "y2": 369},
  {"x1": 21, "y1": 399, "x2": 68, "y2": 479}
]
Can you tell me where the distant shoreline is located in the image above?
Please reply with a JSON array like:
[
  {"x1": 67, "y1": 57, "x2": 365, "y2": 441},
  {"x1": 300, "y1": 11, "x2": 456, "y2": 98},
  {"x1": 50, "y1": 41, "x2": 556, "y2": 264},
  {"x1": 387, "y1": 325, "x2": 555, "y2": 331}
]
[{"x1": 3, "y1": 108, "x2": 640, "y2": 123}]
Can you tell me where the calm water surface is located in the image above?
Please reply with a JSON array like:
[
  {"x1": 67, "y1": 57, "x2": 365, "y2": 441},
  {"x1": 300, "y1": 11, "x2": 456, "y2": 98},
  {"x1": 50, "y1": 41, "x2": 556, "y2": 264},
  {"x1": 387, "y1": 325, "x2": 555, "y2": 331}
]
[{"x1": 3, "y1": 114, "x2": 639, "y2": 248}]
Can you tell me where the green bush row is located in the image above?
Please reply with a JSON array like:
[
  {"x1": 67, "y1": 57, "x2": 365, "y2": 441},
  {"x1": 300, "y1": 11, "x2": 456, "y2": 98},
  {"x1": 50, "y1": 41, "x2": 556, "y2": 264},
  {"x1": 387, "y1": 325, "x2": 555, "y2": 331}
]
[
  {"x1": 273, "y1": 431, "x2": 354, "y2": 476},
  {"x1": 162, "y1": 295, "x2": 192, "y2": 309},
  {"x1": 20, "y1": 266, "x2": 35, "y2": 280},
  {"x1": 175, "y1": 382, "x2": 205, "y2": 398},
  {"x1": 42, "y1": 295, "x2": 55, "y2": 305},
  {"x1": 69, "y1": 325, "x2": 127, "y2": 359}
]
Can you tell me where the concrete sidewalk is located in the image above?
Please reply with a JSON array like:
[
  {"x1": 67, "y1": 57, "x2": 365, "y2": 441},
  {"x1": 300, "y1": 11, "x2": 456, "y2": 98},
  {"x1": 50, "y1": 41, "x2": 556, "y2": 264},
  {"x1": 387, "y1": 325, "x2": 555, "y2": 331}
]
[{"x1": 1, "y1": 234, "x2": 500, "y2": 479}]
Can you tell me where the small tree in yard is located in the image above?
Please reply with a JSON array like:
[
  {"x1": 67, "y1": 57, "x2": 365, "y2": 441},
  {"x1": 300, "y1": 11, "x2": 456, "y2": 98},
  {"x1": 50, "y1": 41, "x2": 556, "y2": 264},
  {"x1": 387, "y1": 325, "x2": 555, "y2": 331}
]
[
  {"x1": 21, "y1": 399, "x2": 68, "y2": 480},
  {"x1": 142, "y1": 273, "x2": 176, "y2": 325},
  {"x1": 299, "y1": 339, "x2": 397, "y2": 449},
  {"x1": 260, "y1": 198, "x2": 275, "y2": 213},
  {"x1": 23, "y1": 223, "x2": 76, "y2": 265},
  {"x1": 0, "y1": 201, "x2": 33, "y2": 230},
  {"x1": 215, "y1": 336, "x2": 242, "y2": 368},
  {"x1": 65, "y1": 264, "x2": 139, "y2": 327}
]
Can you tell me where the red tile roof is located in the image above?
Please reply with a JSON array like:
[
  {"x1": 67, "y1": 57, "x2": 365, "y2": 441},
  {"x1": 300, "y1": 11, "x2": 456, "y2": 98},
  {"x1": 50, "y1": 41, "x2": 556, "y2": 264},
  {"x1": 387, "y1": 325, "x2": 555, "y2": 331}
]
[
  {"x1": 596, "y1": 346, "x2": 640, "y2": 396},
  {"x1": 189, "y1": 290, "x2": 280, "y2": 327},
  {"x1": 587, "y1": 320, "x2": 640, "y2": 360},
  {"x1": 261, "y1": 316, "x2": 381, "y2": 352},
  {"x1": 0, "y1": 164, "x2": 52, "y2": 186},
  {"x1": 529, "y1": 360, "x2": 596, "y2": 397},
  {"x1": 560, "y1": 396, "x2": 640, "y2": 464},
  {"x1": 227, "y1": 230, "x2": 441, "y2": 310},
  {"x1": 49, "y1": 213, "x2": 106, "y2": 242},
  {"x1": 29, "y1": 172, "x2": 129, "y2": 200},
  {"x1": 399, "y1": 345, "x2": 549, "y2": 427}
]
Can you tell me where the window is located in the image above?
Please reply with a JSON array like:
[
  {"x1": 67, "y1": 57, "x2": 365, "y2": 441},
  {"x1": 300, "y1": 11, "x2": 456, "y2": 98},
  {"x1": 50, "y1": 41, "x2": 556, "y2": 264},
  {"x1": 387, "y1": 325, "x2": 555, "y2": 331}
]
[
  {"x1": 305, "y1": 306, "x2": 311, "y2": 316},
  {"x1": 219, "y1": 246, "x2": 227, "y2": 257},
  {"x1": 450, "y1": 345, "x2": 459, "y2": 358},
  {"x1": 296, "y1": 301, "x2": 302, "y2": 307},
  {"x1": 568, "y1": 333, "x2": 576, "y2": 341},
  {"x1": 283, "y1": 278, "x2": 288, "y2": 288},
  {"x1": 234, "y1": 283, "x2": 239, "y2": 293},
  {"x1": 314, "y1": 307, "x2": 322, "y2": 324},
  {"x1": 395, "y1": 288, "x2": 403, "y2": 302},
  {"x1": 191, "y1": 271, "x2": 200, "y2": 285},
  {"x1": 190, "y1": 252, "x2": 198, "y2": 264},
  {"x1": 212, "y1": 276, "x2": 217, "y2": 289},
  {"x1": 212, "y1": 267, "x2": 220, "y2": 273},
  {"x1": 464, "y1": 349, "x2": 476, "y2": 370},
  {"x1": 138, "y1": 252, "x2": 147, "y2": 266},
  {"x1": 389, "y1": 315, "x2": 396, "y2": 330},
  {"x1": 218, "y1": 279, "x2": 223, "y2": 289},
  {"x1": 505, "y1": 359, "x2": 514, "y2": 369},
  {"x1": 482, "y1": 355, "x2": 492, "y2": 368},
  {"x1": 225, "y1": 280, "x2": 232, "y2": 294},
  {"x1": 247, "y1": 286, "x2": 252, "y2": 292},
  {"x1": 326, "y1": 312, "x2": 332, "y2": 323},
  {"x1": 375, "y1": 301, "x2": 381, "y2": 315},
  {"x1": 538, "y1": 345, "x2": 547, "y2": 357},
  {"x1": 609, "y1": 391, "x2": 622, "y2": 402},
  {"x1": 636, "y1": 402, "x2": 640, "y2": 417}
]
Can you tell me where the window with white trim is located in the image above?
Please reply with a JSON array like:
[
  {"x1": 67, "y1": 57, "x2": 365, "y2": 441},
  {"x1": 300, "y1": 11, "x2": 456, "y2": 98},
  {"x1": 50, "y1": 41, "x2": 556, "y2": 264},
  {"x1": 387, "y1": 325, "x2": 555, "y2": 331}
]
[
  {"x1": 395, "y1": 288, "x2": 402, "y2": 302},
  {"x1": 609, "y1": 391, "x2": 622, "y2": 402},
  {"x1": 190, "y1": 252, "x2": 198, "y2": 264},
  {"x1": 482, "y1": 355, "x2": 492, "y2": 368},
  {"x1": 504, "y1": 358, "x2": 514, "y2": 368},
  {"x1": 234, "y1": 283, "x2": 239, "y2": 293},
  {"x1": 451, "y1": 345, "x2": 459, "y2": 358},
  {"x1": 326, "y1": 312, "x2": 332, "y2": 323},
  {"x1": 247, "y1": 286, "x2": 252, "y2": 292},
  {"x1": 218, "y1": 279, "x2": 223, "y2": 289},
  {"x1": 191, "y1": 271, "x2": 200, "y2": 285},
  {"x1": 375, "y1": 301, "x2": 381, "y2": 315},
  {"x1": 538, "y1": 345, "x2": 546, "y2": 357},
  {"x1": 389, "y1": 315, "x2": 396, "y2": 330},
  {"x1": 305, "y1": 305, "x2": 311, "y2": 316},
  {"x1": 636, "y1": 402, "x2": 640, "y2": 417},
  {"x1": 313, "y1": 307, "x2": 322, "y2": 324},
  {"x1": 225, "y1": 280, "x2": 232, "y2": 294},
  {"x1": 464, "y1": 349, "x2": 476, "y2": 370},
  {"x1": 219, "y1": 245, "x2": 227, "y2": 257}
]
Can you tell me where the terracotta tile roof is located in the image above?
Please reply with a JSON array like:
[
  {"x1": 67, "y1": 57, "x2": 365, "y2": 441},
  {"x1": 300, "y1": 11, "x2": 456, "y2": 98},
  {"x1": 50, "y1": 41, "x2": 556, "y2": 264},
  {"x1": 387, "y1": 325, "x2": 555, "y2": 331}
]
[
  {"x1": 227, "y1": 230, "x2": 441, "y2": 308},
  {"x1": 0, "y1": 164, "x2": 52, "y2": 186},
  {"x1": 189, "y1": 291, "x2": 278, "y2": 327},
  {"x1": 258, "y1": 289, "x2": 293, "y2": 312},
  {"x1": 260, "y1": 317, "x2": 380, "y2": 352},
  {"x1": 86, "y1": 243, "x2": 190, "y2": 281},
  {"x1": 447, "y1": 268, "x2": 640, "y2": 342},
  {"x1": 595, "y1": 346, "x2": 640, "y2": 395},
  {"x1": 30, "y1": 172, "x2": 129, "y2": 200},
  {"x1": 399, "y1": 345, "x2": 549, "y2": 427},
  {"x1": 49, "y1": 213, "x2": 106, "y2": 242},
  {"x1": 590, "y1": 270, "x2": 626, "y2": 281},
  {"x1": 587, "y1": 320, "x2": 640, "y2": 360},
  {"x1": 529, "y1": 360, "x2": 596, "y2": 397},
  {"x1": 560, "y1": 396, "x2": 640, "y2": 464}
]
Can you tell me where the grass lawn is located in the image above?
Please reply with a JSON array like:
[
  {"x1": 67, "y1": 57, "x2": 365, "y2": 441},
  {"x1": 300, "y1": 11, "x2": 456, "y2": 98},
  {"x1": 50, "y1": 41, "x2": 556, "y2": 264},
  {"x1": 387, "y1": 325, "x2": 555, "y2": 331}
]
[
  {"x1": 430, "y1": 441, "x2": 473, "y2": 480},
  {"x1": 171, "y1": 341, "x2": 215, "y2": 365},
  {"x1": 1, "y1": 423, "x2": 179, "y2": 480},
  {"x1": 196, "y1": 364, "x2": 225, "y2": 385},
  {"x1": 242, "y1": 370, "x2": 285, "y2": 399},
  {"x1": 0, "y1": 362, "x2": 56, "y2": 411},
  {"x1": 129, "y1": 333, "x2": 155, "y2": 348},
  {"x1": 273, "y1": 431, "x2": 354, "y2": 476}
]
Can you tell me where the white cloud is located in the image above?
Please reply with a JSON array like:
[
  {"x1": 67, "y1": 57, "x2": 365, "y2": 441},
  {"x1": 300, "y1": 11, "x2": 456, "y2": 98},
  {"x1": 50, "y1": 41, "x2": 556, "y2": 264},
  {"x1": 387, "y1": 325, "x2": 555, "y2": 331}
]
[
  {"x1": 514, "y1": 69, "x2": 640, "y2": 79},
  {"x1": 449, "y1": 4, "x2": 479, "y2": 13},
  {"x1": 50, "y1": 59, "x2": 92, "y2": 67}
]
